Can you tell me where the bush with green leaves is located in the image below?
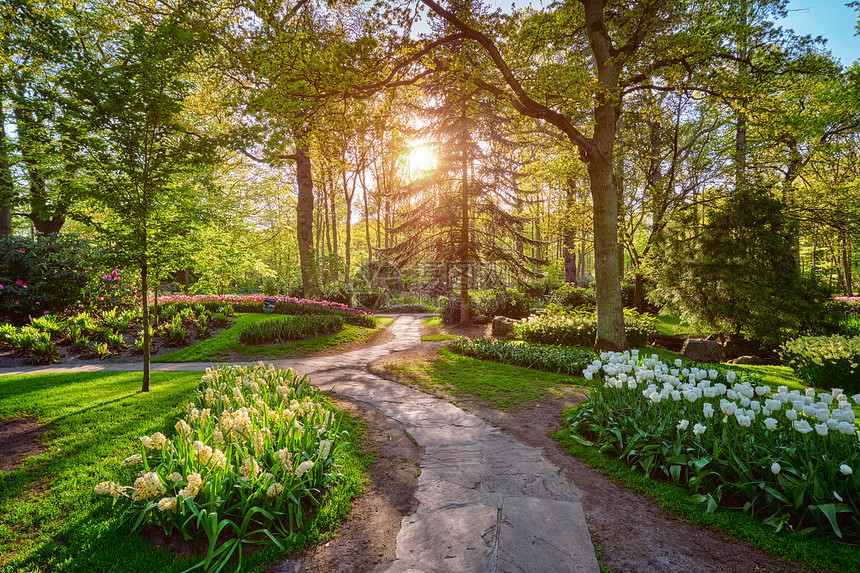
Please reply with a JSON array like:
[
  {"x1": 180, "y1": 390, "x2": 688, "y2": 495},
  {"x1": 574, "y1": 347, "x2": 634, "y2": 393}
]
[
  {"x1": 437, "y1": 295, "x2": 473, "y2": 325},
  {"x1": 0, "y1": 234, "x2": 94, "y2": 325},
  {"x1": 239, "y1": 315, "x2": 344, "y2": 346},
  {"x1": 448, "y1": 337, "x2": 594, "y2": 376},
  {"x1": 470, "y1": 288, "x2": 531, "y2": 319},
  {"x1": 652, "y1": 189, "x2": 834, "y2": 346},
  {"x1": 516, "y1": 308, "x2": 654, "y2": 348},
  {"x1": 566, "y1": 351, "x2": 860, "y2": 540},
  {"x1": 382, "y1": 303, "x2": 429, "y2": 313},
  {"x1": 354, "y1": 288, "x2": 388, "y2": 310},
  {"x1": 548, "y1": 283, "x2": 595, "y2": 309},
  {"x1": 780, "y1": 335, "x2": 860, "y2": 394},
  {"x1": 94, "y1": 364, "x2": 349, "y2": 571}
]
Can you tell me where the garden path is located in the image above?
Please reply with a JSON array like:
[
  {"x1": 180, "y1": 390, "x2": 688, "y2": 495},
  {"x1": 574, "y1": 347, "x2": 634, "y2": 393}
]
[{"x1": 0, "y1": 315, "x2": 600, "y2": 573}]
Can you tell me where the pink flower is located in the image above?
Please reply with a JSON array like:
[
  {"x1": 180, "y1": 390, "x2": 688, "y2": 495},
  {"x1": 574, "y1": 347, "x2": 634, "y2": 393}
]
[
  {"x1": 0, "y1": 284, "x2": 3, "y2": 289},
  {"x1": 99, "y1": 296, "x2": 104, "y2": 301},
  {"x1": 15, "y1": 279, "x2": 26, "y2": 288},
  {"x1": 17, "y1": 248, "x2": 24, "y2": 253}
]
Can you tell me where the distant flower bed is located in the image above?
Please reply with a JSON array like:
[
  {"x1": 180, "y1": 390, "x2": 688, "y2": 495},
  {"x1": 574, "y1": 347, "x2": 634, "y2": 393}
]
[
  {"x1": 94, "y1": 364, "x2": 349, "y2": 571},
  {"x1": 448, "y1": 337, "x2": 594, "y2": 376},
  {"x1": 781, "y1": 335, "x2": 860, "y2": 394},
  {"x1": 515, "y1": 308, "x2": 654, "y2": 348},
  {"x1": 834, "y1": 297, "x2": 860, "y2": 303},
  {"x1": 156, "y1": 294, "x2": 371, "y2": 316},
  {"x1": 565, "y1": 351, "x2": 860, "y2": 540}
]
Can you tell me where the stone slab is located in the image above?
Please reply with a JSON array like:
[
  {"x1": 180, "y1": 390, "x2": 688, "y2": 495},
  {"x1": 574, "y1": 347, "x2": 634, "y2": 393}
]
[{"x1": 495, "y1": 497, "x2": 599, "y2": 573}]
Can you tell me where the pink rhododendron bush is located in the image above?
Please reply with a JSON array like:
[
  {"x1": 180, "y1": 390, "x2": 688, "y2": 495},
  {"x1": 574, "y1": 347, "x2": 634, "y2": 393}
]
[
  {"x1": 565, "y1": 351, "x2": 860, "y2": 540},
  {"x1": 94, "y1": 363, "x2": 352, "y2": 571}
]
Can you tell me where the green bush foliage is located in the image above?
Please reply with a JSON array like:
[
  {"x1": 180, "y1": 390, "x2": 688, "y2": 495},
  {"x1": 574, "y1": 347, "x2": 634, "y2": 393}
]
[
  {"x1": 567, "y1": 351, "x2": 860, "y2": 541},
  {"x1": 93, "y1": 364, "x2": 350, "y2": 571},
  {"x1": 780, "y1": 335, "x2": 860, "y2": 393},
  {"x1": 448, "y1": 337, "x2": 594, "y2": 376},
  {"x1": 437, "y1": 295, "x2": 472, "y2": 325},
  {"x1": 382, "y1": 304, "x2": 429, "y2": 313},
  {"x1": 471, "y1": 288, "x2": 531, "y2": 319},
  {"x1": 354, "y1": 288, "x2": 388, "y2": 310},
  {"x1": 0, "y1": 234, "x2": 93, "y2": 325},
  {"x1": 516, "y1": 309, "x2": 654, "y2": 348},
  {"x1": 239, "y1": 315, "x2": 344, "y2": 345},
  {"x1": 548, "y1": 283, "x2": 595, "y2": 309}
]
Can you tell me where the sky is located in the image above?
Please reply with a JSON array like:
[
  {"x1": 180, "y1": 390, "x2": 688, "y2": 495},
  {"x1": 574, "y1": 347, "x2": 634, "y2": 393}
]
[{"x1": 779, "y1": 0, "x2": 859, "y2": 65}]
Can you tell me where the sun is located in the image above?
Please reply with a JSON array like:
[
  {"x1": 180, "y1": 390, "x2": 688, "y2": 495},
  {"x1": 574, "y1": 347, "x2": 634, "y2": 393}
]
[{"x1": 406, "y1": 143, "x2": 437, "y2": 176}]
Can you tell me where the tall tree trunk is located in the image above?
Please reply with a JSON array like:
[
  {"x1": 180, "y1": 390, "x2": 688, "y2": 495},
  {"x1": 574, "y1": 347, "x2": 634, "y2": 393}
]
[
  {"x1": 141, "y1": 253, "x2": 151, "y2": 393},
  {"x1": 329, "y1": 175, "x2": 338, "y2": 281},
  {"x1": 0, "y1": 98, "x2": 13, "y2": 236},
  {"x1": 633, "y1": 271, "x2": 645, "y2": 313},
  {"x1": 843, "y1": 236, "x2": 853, "y2": 296},
  {"x1": 734, "y1": 1, "x2": 749, "y2": 191},
  {"x1": 459, "y1": 105, "x2": 471, "y2": 325},
  {"x1": 563, "y1": 231, "x2": 577, "y2": 284},
  {"x1": 295, "y1": 144, "x2": 315, "y2": 296}
]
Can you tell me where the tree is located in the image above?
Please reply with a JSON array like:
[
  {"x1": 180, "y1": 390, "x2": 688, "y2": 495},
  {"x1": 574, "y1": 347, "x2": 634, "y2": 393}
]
[{"x1": 67, "y1": 2, "x2": 219, "y2": 392}]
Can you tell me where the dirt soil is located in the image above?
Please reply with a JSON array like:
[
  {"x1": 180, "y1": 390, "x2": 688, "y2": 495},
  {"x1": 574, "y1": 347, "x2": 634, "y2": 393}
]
[
  {"x1": 0, "y1": 417, "x2": 51, "y2": 473},
  {"x1": 368, "y1": 320, "x2": 825, "y2": 573}
]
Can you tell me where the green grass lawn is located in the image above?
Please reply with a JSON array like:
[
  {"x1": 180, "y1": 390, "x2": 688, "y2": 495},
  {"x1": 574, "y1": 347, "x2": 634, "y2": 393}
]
[
  {"x1": 155, "y1": 314, "x2": 393, "y2": 362},
  {"x1": 0, "y1": 370, "x2": 368, "y2": 573},
  {"x1": 420, "y1": 333, "x2": 461, "y2": 341},
  {"x1": 421, "y1": 316, "x2": 442, "y2": 328},
  {"x1": 385, "y1": 347, "x2": 592, "y2": 409},
  {"x1": 652, "y1": 312, "x2": 695, "y2": 336}
]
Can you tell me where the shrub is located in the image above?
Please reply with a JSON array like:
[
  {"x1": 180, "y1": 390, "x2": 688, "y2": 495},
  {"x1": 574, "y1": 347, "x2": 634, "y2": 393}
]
[
  {"x1": 354, "y1": 288, "x2": 388, "y2": 310},
  {"x1": 471, "y1": 288, "x2": 531, "y2": 319},
  {"x1": 239, "y1": 315, "x2": 343, "y2": 345},
  {"x1": 566, "y1": 351, "x2": 860, "y2": 540},
  {"x1": 780, "y1": 335, "x2": 860, "y2": 393},
  {"x1": 0, "y1": 234, "x2": 93, "y2": 325},
  {"x1": 548, "y1": 283, "x2": 595, "y2": 309},
  {"x1": 93, "y1": 364, "x2": 349, "y2": 572},
  {"x1": 515, "y1": 309, "x2": 654, "y2": 348},
  {"x1": 448, "y1": 337, "x2": 594, "y2": 376},
  {"x1": 315, "y1": 283, "x2": 352, "y2": 306},
  {"x1": 438, "y1": 295, "x2": 472, "y2": 325},
  {"x1": 382, "y1": 304, "x2": 429, "y2": 313}
]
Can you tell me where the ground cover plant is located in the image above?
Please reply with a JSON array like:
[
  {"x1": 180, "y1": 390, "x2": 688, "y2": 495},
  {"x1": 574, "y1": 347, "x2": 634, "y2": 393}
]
[
  {"x1": 448, "y1": 337, "x2": 594, "y2": 376},
  {"x1": 93, "y1": 363, "x2": 351, "y2": 571},
  {"x1": 155, "y1": 315, "x2": 392, "y2": 363},
  {"x1": 238, "y1": 315, "x2": 343, "y2": 345},
  {"x1": 565, "y1": 350, "x2": 860, "y2": 541},
  {"x1": 0, "y1": 369, "x2": 367, "y2": 573},
  {"x1": 515, "y1": 308, "x2": 654, "y2": 348},
  {"x1": 780, "y1": 334, "x2": 860, "y2": 394}
]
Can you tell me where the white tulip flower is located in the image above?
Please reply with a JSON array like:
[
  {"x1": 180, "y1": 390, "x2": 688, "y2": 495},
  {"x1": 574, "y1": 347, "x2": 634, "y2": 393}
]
[
  {"x1": 814, "y1": 423, "x2": 828, "y2": 436},
  {"x1": 852, "y1": 393, "x2": 860, "y2": 405},
  {"x1": 793, "y1": 420, "x2": 813, "y2": 434},
  {"x1": 693, "y1": 423, "x2": 707, "y2": 435},
  {"x1": 708, "y1": 369, "x2": 718, "y2": 380},
  {"x1": 786, "y1": 409, "x2": 798, "y2": 421},
  {"x1": 764, "y1": 417, "x2": 778, "y2": 430},
  {"x1": 771, "y1": 462, "x2": 781, "y2": 474},
  {"x1": 703, "y1": 403, "x2": 715, "y2": 418},
  {"x1": 677, "y1": 419, "x2": 690, "y2": 431},
  {"x1": 755, "y1": 386, "x2": 768, "y2": 397},
  {"x1": 840, "y1": 464, "x2": 853, "y2": 476},
  {"x1": 806, "y1": 388, "x2": 816, "y2": 398},
  {"x1": 674, "y1": 359, "x2": 683, "y2": 368},
  {"x1": 726, "y1": 371, "x2": 737, "y2": 383}
]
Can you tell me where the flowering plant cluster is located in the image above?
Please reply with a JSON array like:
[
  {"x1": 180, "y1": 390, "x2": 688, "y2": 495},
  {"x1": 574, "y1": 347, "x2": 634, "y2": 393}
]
[
  {"x1": 448, "y1": 336, "x2": 594, "y2": 376},
  {"x1": 94, "y1": 363, "x2": 349, "y2": 571},
  {"x1": 566, "y1": 351, "x2": 860, "y2": 539},
  {"x1": 239, "y1": 315, "x2": 343, "y2": 345},
  {"x1": 781, "y1": 335, "x2": 860, "y2": 393},
  {"x1": 157, "y1": 294, "x2": 371, "y2": 316},
  {"x1": 515, "y1": 308, "x2": 654, "y2": 348}
]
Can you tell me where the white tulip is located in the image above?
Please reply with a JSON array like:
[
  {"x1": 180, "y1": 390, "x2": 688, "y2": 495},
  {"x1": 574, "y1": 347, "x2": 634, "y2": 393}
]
[
  {"x1": 764, "y1": 417, "x2": 778, "y2": 430},
  {"x1": 771, "y1": 462, "x2": 781, "y2": 474},
  {"x1": 786, "y1": 409, "x2": 798, "y2": 421},
  {"x1": 677, "y1": 419, "x2": 689, "y2": 430},
  {"x1": 840, "y1": 464, "x2": 853, "y2": 476},
  {"x1": 693, "y1": 423, "x2": 707, "y2": 435},
  {"x1": 814, "y1": 423, "x2": 828, "y2": 436}
]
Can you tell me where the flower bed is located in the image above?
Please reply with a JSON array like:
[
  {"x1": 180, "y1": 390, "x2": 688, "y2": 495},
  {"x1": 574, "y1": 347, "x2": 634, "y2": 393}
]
[
  {"x1": 448, "y1": 337, "x2": 594, "y2": 376},
  {"x1": 156, "y1": 294, "x2": 370, "y2": 316},
  {"x1": 94, "y1": 364, "x2": 349, "y2": 570},
  {"x1": 239, "y1": 315, "x2": 344, "y2": 345},
  {"x1": 565, "y1": 351, "x2": 860, "y2": 540},
  {"x1": 515, "y1": 309, "x2": 654, "y2": 348},
  {"x1": 781, "y1": 335, "x2": 860, "y2": 394},
  {"x1": 156, "y1": 295, "x2": 375, "y2": 328}
]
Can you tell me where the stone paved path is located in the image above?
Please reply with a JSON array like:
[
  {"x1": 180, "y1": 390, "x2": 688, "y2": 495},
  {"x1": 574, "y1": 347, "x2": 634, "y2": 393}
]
[{"x1": 0, "y1": 315, "x2": 600, "y2": 573}]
